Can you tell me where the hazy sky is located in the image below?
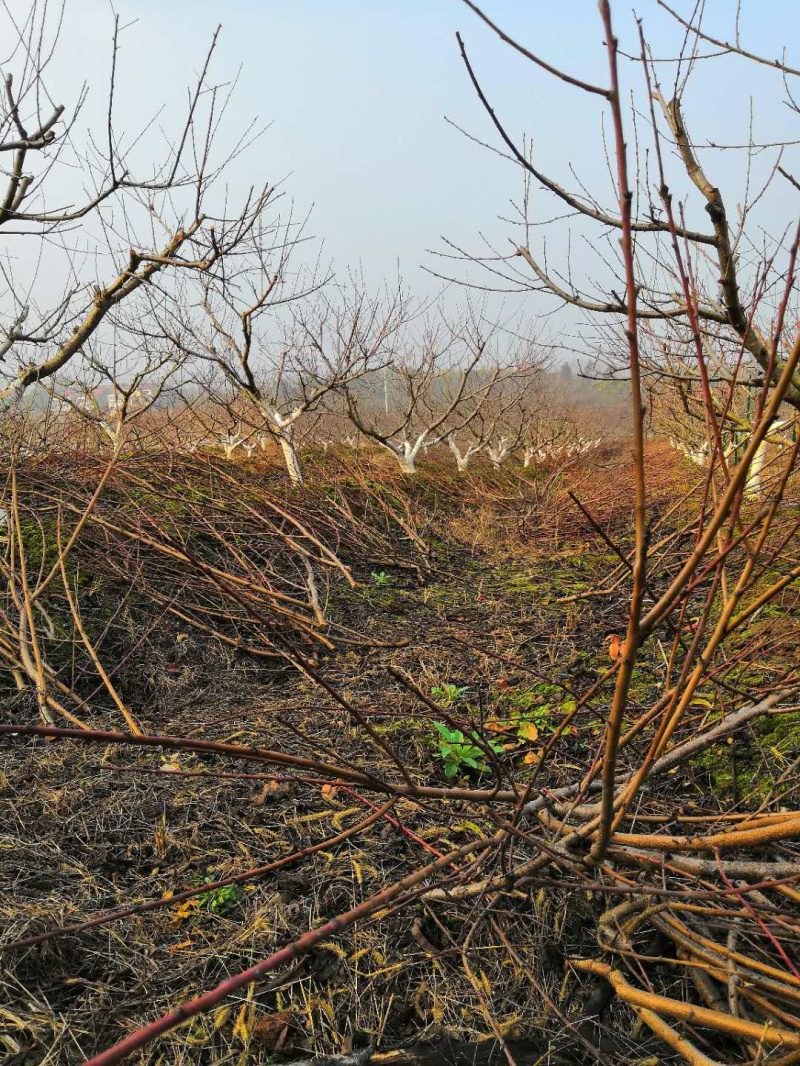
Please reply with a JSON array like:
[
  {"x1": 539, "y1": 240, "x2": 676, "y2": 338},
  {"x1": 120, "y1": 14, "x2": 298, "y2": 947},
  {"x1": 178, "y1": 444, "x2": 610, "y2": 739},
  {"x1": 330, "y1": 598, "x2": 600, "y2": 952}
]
[{"x1": 6, "y1": 0, "x2": 800, "y2": 351}]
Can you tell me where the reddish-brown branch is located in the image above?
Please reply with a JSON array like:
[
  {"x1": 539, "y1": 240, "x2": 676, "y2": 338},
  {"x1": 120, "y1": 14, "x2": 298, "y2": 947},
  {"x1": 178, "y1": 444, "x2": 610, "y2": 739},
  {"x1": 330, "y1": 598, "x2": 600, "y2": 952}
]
[
  {"x1": 82, "y1": 831, "x2": 503, "y2": 1066},
  {"x1": 4, "y1": 798, "x2": 397, "y2": 953}
]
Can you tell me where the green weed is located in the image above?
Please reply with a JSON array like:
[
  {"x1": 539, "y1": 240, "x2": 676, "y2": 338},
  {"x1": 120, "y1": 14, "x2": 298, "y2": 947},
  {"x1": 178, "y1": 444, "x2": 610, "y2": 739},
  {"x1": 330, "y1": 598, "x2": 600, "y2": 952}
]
[
  {"x1": 198, "y1": 884, "x2": 243, "y2": 916},
  {"x1": 431, "y1": 721, "x2": 502, "y2": 779},
  {"x1": 431, "y1": 683, "x2": 468, "y2": 708}
]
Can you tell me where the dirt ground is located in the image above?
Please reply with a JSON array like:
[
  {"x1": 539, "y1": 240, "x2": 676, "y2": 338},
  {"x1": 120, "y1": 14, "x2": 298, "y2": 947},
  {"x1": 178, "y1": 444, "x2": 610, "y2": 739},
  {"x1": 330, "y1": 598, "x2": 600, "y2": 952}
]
[{"x1": 1, "y1": 445, "x2": 797, "y2": 1064}]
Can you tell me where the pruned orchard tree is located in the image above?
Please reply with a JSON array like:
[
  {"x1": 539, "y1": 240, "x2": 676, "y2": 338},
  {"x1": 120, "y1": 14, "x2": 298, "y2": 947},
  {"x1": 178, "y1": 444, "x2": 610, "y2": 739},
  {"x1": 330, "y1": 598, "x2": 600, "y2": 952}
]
[
  {"x1": 447, "y1": 434, "x2": 483, "y2": 472},
  {"x1": 168, "y1": 278, "x2": 410, "y2": 484},
  {"x1": 446, "y1": 363, "x2": 578, "y2": 471},
  {"x1": 512, "y1": 375, "x2": 595, "y2": 466},
  {"x1": 46, "y1": 331, "x2": 183, "y2": 451},
  {"x1": 0, "y1": 4, "x2": 281, "y2": 419},
  {"x1": 444, "y1": 357, "x2": 544, "y2": 471},
  {"x1": 343, "y1": 316, "x2": 522, "y2": 474}
]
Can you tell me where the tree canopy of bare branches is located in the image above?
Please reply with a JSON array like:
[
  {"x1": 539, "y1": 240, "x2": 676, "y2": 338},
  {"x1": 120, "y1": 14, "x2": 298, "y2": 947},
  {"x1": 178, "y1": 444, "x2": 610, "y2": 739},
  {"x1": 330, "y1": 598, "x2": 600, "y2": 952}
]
[{"x1": 0, "y1": 3, "x2": 284, "y2": 421}]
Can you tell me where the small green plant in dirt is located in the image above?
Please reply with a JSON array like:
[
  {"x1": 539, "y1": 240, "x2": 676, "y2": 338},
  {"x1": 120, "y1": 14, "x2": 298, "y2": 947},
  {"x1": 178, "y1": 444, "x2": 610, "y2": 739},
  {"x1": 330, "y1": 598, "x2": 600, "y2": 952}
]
[
  {"x1": 507, "y1": 682, "x2": 562, "y2": 706},
  {"x1": 198, "y1": 884, "x2": 243, "y2": 916},
  {"x1": 522, "y1": 704, "x2": 555, "y2": 733},
  {"x1": 431, "y1": 721, "x2": 502, "y2": 779},
  {"x1": 491, "y1": 685, "x2": 577, "y2": 741},
  {"x1": 430, "y1": 682, "x2": 468, "y2": 708},
  {"x1": 370, "y1": 570, "x2": 393, "y2": 587}
]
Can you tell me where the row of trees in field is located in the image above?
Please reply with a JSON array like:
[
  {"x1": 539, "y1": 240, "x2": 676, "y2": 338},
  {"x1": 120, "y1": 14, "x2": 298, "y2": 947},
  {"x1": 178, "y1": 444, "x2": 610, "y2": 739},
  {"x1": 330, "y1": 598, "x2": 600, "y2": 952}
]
[
  {"x1": 20, "y1": 320, "x2": 619, "y2": 480},
  {"x1": 8, "y1": 0, "x2": 793, "y2": 491},
  {"x1": 77, "y1": 354, "x2": 613, "y2": 478},
  {"x1": 0, "y1": 0, "x2": 619, "y2": 482},
  {"x1": 0, "y1": 1, "x2": 621, "y2": 484}
]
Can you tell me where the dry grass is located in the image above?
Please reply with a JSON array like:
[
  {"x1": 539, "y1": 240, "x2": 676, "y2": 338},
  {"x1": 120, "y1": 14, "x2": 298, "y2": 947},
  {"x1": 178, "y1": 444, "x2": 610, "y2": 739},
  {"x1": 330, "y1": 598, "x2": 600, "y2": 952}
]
[{"x1": 1, "y1": 441, "x2": 798, "y2": 1065}]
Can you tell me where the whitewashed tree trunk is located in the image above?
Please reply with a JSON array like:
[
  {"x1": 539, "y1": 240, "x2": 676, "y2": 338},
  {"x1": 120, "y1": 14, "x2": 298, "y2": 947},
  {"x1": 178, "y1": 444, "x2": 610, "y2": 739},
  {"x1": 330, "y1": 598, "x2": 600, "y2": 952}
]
[
  {"x1": 395, "y1": 441, "x2": 419, "y2": 474},
  {"x1": 0, "y1": 374, "x2": 28, "y2": 417},
  {"x1": 522, "y1": 445, "x2": 543, "y2": 467},
  {"x1": 741, "y1": 419, "x2": 793, "y2": 496},
  {"x1": 268, "y1": 411, "x2": 305, "y2": 485},
  {"x1": 279, "y1": 433, "x2": 304, "y2": 485},
  {"x1": 486, "y1": 437, "x2": 511, "y2": 467},
  {"x1": 744, "y1": 438, "x2": 768, "y2": 497},
  {"x1": 448, "y1": 439, "x2": 480, "y2": 472},
  {"x1": 381, "y1": 436, "x2": 427, "y2": 474},
  {"x1": 220, "y1": 433, "x2": 242, "y2": 459}
]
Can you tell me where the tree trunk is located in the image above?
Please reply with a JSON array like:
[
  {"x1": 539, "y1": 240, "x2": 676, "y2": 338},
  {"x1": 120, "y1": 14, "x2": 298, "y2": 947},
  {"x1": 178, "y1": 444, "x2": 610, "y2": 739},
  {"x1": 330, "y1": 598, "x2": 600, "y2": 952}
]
[
  {"x1": 279, "y1": 435, "x2": 304, "y2": 485},
  {"x1": 744, "y1": 438, "x2": 767, "y2": 497},
  {"x1": 487, "y1": 439, "x2": 510, "y2": 467},
  {"x1": 385, "y1": 439, "x2": 421, "y2": 474},
  {"x1": 448, "y1": 441, "x2": 476, "y2": 472},
  {"x1": 0, "y1": 374, "x2": 27, "y2": 416},
  {"x1": 396, "y1": 451, "x2": 417, "y2": 474}
]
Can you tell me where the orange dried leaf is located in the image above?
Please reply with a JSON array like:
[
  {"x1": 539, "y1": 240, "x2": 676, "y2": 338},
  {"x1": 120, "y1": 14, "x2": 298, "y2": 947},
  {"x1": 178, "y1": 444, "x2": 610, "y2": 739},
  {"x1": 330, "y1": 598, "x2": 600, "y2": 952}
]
[
  {"x1": 608, "y1": 635, "x2": 626, "y2": 661},
  {"x1": 250, "y1": 780, "x2": 283, "y2": 806},
  {"x1": 252, "y1": 1011, "x2": 293, "y2": 1050},
  {"x1": 172, "y1": 898, "x2": 200, "y2": 922}
]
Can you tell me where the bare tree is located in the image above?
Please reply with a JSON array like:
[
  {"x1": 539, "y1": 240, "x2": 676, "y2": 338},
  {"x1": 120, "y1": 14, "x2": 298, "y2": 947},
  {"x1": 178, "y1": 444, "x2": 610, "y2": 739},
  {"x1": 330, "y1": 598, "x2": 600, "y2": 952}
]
[
  {"x1": 169, "y1": 282, "x2": 409, "y2": 484},
  {"x1": 344, "y1": 317, "x2": 520, "y2": 474},
  {"x1": 0, "y1": 4, "x2": 279, "y2": 417},
  {"x1": 447, "y1": 435, "x2": 483, "y2": 472},
  {"x1": 436, "y1": 1, "x2": 800, "y2": 430},
  {"x1": 445, "y1": 361, "x2": 562, "y2": 471},
  {"x1": 46, "y1": 332, "x2": 182, "y2": 450}
]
